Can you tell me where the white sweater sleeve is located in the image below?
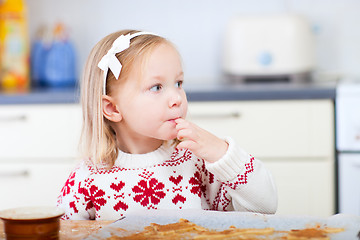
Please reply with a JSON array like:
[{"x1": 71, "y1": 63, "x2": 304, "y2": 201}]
[
  {"x1": 204, "y1": 137, "x2": 278, "y2": 214},
  {"x1": 57, "y1": 162, "x2": 96, "y2": 220}
]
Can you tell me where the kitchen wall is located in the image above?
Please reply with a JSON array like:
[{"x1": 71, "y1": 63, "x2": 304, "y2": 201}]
[{"x1": 26, "y1": 0, "x2": 360, "y2": 84}]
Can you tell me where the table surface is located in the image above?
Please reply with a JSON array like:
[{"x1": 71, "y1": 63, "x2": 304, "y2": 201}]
[
  {"x1": 2, "y1": 211, "x2": 360, "y2": 240},
  {"x1": 0, "y1": 220, "x2": 112, "y2": 240}
]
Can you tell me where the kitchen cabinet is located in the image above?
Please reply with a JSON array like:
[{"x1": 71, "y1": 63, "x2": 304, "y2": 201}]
[
  {"x1": 0, "y1": 104, "x2": 81, "y2": 159},
  {"x1": 188, "y1": 99, "x2": 335, "y2": 217},
  {"x1": 0, "y1": 104, "x2": 82, "y2": 210},
  {"x1": 0, "y1": 99, "x2": 335, "y2": 216},
  {"x1": 0, "y1": 162, "x2": 76, "y2": 210}
]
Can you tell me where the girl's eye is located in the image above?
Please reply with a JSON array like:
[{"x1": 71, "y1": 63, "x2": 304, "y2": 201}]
[
  {"x1": 150, "y1": 84, "x2": 162, "y2": 92},
  {"x1": 175, "y1": 81, "x2": 183, "y2": 88}
]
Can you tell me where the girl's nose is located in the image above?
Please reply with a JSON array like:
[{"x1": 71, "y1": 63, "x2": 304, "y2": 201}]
[{"x1": 169, "y1": 91, "x2": 182, "y2": 108}]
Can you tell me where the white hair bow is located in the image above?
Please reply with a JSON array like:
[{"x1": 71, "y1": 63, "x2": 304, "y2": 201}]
[{"x1": 98, "y1": 31, "x2": 157, "y2": 94}]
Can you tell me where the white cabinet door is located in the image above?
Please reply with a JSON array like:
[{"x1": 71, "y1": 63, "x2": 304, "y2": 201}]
[
  {"x1": 0, "y1": 104, "x2": 81, "y2": 210},
  {"x1": 188, "y1": 100, "x2": 335, "y2": 217},
  {"x1": 263, "y1": 159, "x2": 334, "y2": 216},
  {"x1": 188, "y1": 100, "x2": 334, "y2": 159},
  {"x1": 0, "y1": 161, "x2": 77, "y2": 211},
  {"x1": 0, "y1": 104, "x2": 82, "y2": 160},
  {"x1": 338, "y1": 153, "x2": 360, "y2": 215}
]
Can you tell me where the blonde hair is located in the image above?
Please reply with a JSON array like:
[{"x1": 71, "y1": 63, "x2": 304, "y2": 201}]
[{"x1": 79, "y1": 30, "x2": 169, "y2": 168}]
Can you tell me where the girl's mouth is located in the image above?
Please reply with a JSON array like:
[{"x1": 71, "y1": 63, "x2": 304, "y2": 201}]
[{"x1": 168, "y1": 117, "x2": 180, "y2": 124}]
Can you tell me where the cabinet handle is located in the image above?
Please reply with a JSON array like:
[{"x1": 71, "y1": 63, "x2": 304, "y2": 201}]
[
  {"x1": 0, "y1": 170, "x2": 30, "y2": 178},
  {"x1": 0, "y1": 115, "x2": 27, "y2": 122},
  {"x1": 189, "y1": 112, "x2": 241, "y2": 120}
]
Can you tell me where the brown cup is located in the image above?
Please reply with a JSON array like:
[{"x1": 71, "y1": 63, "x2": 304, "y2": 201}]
[{"x1": 0, "y1": 206, "x2": 64, "y2": 240}]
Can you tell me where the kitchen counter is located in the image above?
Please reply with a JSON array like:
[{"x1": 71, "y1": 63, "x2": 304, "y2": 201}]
[
  {"x1": 185, "y1": 81, "x2": 336, "y2": 101},
  {"x1": 0, "y1": 220, "x2": 112, "y2": 240},
  {"x1": 0, "y1": 87, "x2": 80, "y2": 105},
  {"x1": 0, "y1": 81, "x2": 336, "y2": 104}
]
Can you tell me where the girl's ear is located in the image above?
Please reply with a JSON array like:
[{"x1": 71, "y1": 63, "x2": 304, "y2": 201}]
[{"x1": 102, "y1": 95, "x2": 122, "y2": 122}]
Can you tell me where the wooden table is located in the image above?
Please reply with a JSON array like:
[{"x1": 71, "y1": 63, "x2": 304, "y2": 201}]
[{"x1": 0, "y1": 220, "x2": 112, "y2": 239}]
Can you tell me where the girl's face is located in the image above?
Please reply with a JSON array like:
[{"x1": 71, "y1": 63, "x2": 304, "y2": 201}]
[{"x1": 112, "y1": 43, "x2": 188, "y2": 147}]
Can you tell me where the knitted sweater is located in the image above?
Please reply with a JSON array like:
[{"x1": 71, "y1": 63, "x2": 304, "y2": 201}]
[{"x1": 57, "y1": 138, "x2": 277, "y2": 220}]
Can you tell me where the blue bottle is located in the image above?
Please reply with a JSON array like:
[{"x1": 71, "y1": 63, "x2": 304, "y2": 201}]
[
  {"x1": 43, "y1": 23, "x2": 76, "y2": 88},
  {"x1": 30, "y1": 38, "x2": 48, "y2": 87}
]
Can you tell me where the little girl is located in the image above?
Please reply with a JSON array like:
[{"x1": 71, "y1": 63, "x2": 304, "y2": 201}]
[{"x1": 57, "y1": 29, "x2": 277, "y2": 220}]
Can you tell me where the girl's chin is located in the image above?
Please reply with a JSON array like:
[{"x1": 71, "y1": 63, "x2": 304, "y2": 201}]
[{"x1": 162, "y1": 132, "x2": 178, "y2": 141}]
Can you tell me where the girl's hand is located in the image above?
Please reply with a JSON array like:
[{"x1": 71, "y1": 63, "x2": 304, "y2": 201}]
[{"x1": 175, "y1": 118, "x2": 228, "y2": 163}]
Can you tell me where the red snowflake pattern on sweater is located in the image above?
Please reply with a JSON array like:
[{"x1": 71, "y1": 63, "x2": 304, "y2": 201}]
[
  {"x1": 78, "y1": 179, "x2": 107, "y2": 211},
  {"x1": 78, "y1": 186, "x2": 93, "y2": 211},
  {"x1": 69, "y1": 201, "x2": 78, "y2": 214},
  {"x1": 56, "y1": 141, "x2": 274, "y2": 220},
  {"x1": 60, "y1": 171, "x2": 76, "y2": 196},
  {"x1": 132, "y1": 171, "x2": 166, "y2": 209}
]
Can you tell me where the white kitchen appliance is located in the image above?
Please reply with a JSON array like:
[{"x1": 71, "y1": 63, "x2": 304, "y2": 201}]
[
  {"x1": 222, "y1": 14, "x2": 315, "y2": 83},
  {"x1": 336, "y1": 82, "x2": 360, "y2": 215}
]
